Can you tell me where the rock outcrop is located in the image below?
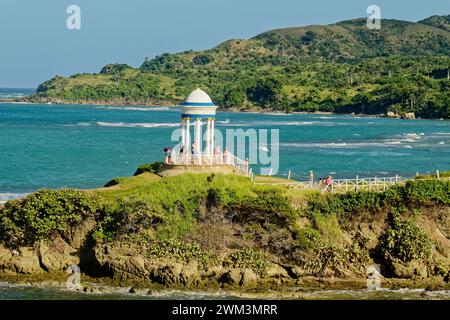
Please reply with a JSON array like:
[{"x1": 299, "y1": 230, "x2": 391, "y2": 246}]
[
  {"x1": 402, "y1": 112, "x2": 416, "y2": 120},
  {"x1": 0, "y1": 217, "x2": 97, "y2": 275},
  {"x1": 386, "y1": 111, "x2": 401, "y2": 118}
]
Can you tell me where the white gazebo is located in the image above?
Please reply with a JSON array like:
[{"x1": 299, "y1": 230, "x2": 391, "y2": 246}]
[
  {"x1": 180, "y1": 88, "x2": 217, "y2": 164},
  {"x1": 166, "y1": 88, "x2": 250, "y2": 176}
]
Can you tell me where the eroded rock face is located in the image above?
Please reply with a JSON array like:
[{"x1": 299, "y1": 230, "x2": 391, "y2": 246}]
[
  {"x1": 0, "y1": 246, "x2": 42, "y2": 274},
  {"x1": 240, "y1": 269, "x2": 258, "y2": 286},
  {"x1": 150, "y1": 262, "x2": 183, "y2": 285},
  {"x1": 0, "y1": 218, "x2": 96, "y2": 275},
  {"x1": 61, "y1": 217, "x2": 97, "y2": 250},
  {"x1": 266, "y1": 263, "x2": 289, "y2": 279},
  {"x1": 38, "y1": 237, "x2": 79, "y2": 272},
  {"x1": 218, "y1": 269, "x2": 241, "y2": 285},
  {"x1": 385, "y1": 255, "x2": 429, "y2": 279}
]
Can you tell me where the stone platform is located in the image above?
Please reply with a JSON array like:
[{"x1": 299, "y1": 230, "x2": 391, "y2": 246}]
[{"x1": 159, "y1": 164, "x2": 245, "y2": 177}]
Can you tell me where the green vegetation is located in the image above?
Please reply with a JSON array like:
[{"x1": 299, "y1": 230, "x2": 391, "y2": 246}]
[
  {"x1": 134, "y1": 162, "x2": 165, "y2": 176},
  {"x1": 223, "y1": 249, "x2": 268, "y2": 276},
  {"x1": 380, "y1": 213, "x2": 432, "y2": 263},
  {"x1": 415, "y1": 171, "x2": 450, "y2": 180},
  {"x1": 29, "y1": 16, "x2": 450, "y2": 119},
  {"x1": 304, "y1": 179, "x2": 450, "y2": 218},
  {"x1": 0, "y1": 169, "x2": 448, "y2": 281},
  {"x1": 0, "y1": 189, "x2": 104, "y2": 247},
  {"x1": 145, "y1": 238, "x2": 217, "y2": 269}
]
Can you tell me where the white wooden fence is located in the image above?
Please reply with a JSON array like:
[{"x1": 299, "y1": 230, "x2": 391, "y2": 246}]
[{"x1": 255, "y1": 176, "x2": 409, "y2": 193}]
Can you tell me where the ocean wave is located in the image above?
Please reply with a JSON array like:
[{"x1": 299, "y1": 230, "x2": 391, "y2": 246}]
[
  {"x1": 96, "y1": 121, "x2": 180, "y2": 128},
  {"x1": 404, "y1": 133, "x2": 424, "y2": 138},
  {"x1": 280, "y1": 140, "x2": 415, "y2": 149},
  {"x1": 223, "y1": 121, "x2": 323, "y2": 127},
  {"x1": 64, "y1": 122, "x2": 93, "y2": 127},
  {"x1": 95, "y1": 106, "x2": 171, "y2": 112},
  {"x1": 0, "y1": 193, "x2": 29, "y2": 201},
  {"x1": 262, "y1": 112, "x2": 292, "y2": 116},
  {"x1": 0, "y1": 94, "x2": 25, "y2": 98},
  {"x1": 64, "y1": 121, "x2": 181, "y2": 128}
]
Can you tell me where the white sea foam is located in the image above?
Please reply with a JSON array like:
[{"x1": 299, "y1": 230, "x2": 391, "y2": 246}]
[
  {"x1": 280, "y1": 140, "x2": 417, "y2": 149},
  {"x1": 0, "y1": 193, "x2": 29, "y2": 201},
  {"x1": 401, "y1": 133, "x2": 425, "y2": 141},
  {"x1": 224, "y1": 121, "x2": 320, "y2": 127},
  {"x1": 315, "y1": 116, "x2": 336, "y2": 119},
  {"x1": 95, "y1": 106, "x2": 171, "y2": 112},
  {"x1": 263, "y1": 112, "x2": 292, "y2": 116},
  {"x1": 96, "y1": 121, "x2": 179, "y2": 128},
  {"x1": 65, "y1": 122, "x2": 93, "y2": 127}
]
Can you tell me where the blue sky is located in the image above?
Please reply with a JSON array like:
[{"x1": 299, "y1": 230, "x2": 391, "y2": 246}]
[{"x1": 0, "y1": 0, "x2": 449, "y2": 87}]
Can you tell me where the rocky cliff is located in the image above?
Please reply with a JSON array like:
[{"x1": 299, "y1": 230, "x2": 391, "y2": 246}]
[{"x1": 0, "y1": 173, "x2": 449, "y2": 290}]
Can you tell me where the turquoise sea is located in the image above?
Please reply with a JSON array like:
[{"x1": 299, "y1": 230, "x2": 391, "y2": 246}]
[
  {"x1": 1, "y1": 102, "x2": 449, "y2": 201},
  {"x1": 0, "y1": 100, "x2": 450, "y2": 300}
]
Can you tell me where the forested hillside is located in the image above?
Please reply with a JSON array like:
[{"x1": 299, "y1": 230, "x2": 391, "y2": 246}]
[{"x1": 29, "y1": 16, "x2": 450, "y2": 118}]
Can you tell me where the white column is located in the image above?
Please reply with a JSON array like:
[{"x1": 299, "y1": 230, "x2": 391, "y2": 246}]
[
  {"x1": 195, "y1": 118, "x2": 202, "y2": 163},
  {"x1": 205, "y1": 119, "x2": 211, "y2": 159},
  {"x1": 186, "y1": 118, "x2": 190, "y2": 163},
  {"x1": 181, "y1": 119, "x2": 186, "y2": 147},
  {"x1": 211, "y1": 119, "x2": 215, "y2": 155}
]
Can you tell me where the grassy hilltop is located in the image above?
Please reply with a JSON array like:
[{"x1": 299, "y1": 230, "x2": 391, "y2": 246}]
[
  {"x1": 28, "y1": 16, "x2": 450, "y2": 119},
  {"x1": 0, "y1": 170, "x2": 449, "y2": 291}
]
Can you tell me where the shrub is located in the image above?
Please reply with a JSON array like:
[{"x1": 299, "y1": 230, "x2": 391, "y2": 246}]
[
  {"x1": 304, "y1": 179, "x2": 450, "y2": 218},
  {"x1": 155, "y1": 210, "x2": 198, "y2": 241},
  {"x1": 223, "y1": 248, "x2": 268, "y2": 276},
  {"x1": 225, "y1": 187, "x2": 295, "y2": 227},
  {"x1": 403, "y1": 180, "x2": 450, "y2": 205},
  {"x1": 134, "y1": 162, "x2": 165, "y2": 176},
  {"x1": 0, "y1": 189, "x2": 104, "y2": 247},
  {"x1": 415, "y1": 171, "x2": 450, "y2": 180},
  {"x1": 146, "y1": 238, "x2": 217, "y2": 269},
  {"x1": 193, "y1": 54, "x2": 213, "y2": 65},
  {"x1": 380, "y1": 216, "x2": 432, "y2": 263},
  {"x1": 294, "y1": 225, "x2": 321, "y2": 251},
  {"x1": 312, "y1": 213, "x2": 343, "y2": 243},
  {"x1": 305, "y1": 191, "x2": 384, "y2": 217},
  {"x1": 94, "y1": 198, "x2": 164, "y2": 242}
]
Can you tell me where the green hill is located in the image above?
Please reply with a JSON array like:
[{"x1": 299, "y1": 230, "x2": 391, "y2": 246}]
[
  {"x1": 29, "y1": 15, "x2": 450, "y2": 118},
  {"x1": 419, "y1": 15, "x2": 450, "y2": 32}
]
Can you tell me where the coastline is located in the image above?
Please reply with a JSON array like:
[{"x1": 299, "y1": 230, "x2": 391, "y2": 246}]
[
  {"x1": 0, "y1": 174, "x2": 449, "y2": 299},
  {"x1": 1, "y1": 273, "x2": 449, "y2": 300},
  {"x1": 2, "y1": 97, "x2": 447, "y2": 120},
  {"x1": 0, "y1": 97, "x2": 421, "y2": 119}
]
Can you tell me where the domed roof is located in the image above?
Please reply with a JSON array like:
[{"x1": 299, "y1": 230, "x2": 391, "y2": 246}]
[{"x1": 182, "y1": 88, "x2": 216, "y2": 107}]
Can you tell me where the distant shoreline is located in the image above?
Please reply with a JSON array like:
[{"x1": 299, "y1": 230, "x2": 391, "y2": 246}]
[{"x1": 0, "y1": 97, "x2": 439, "y2": 120}]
